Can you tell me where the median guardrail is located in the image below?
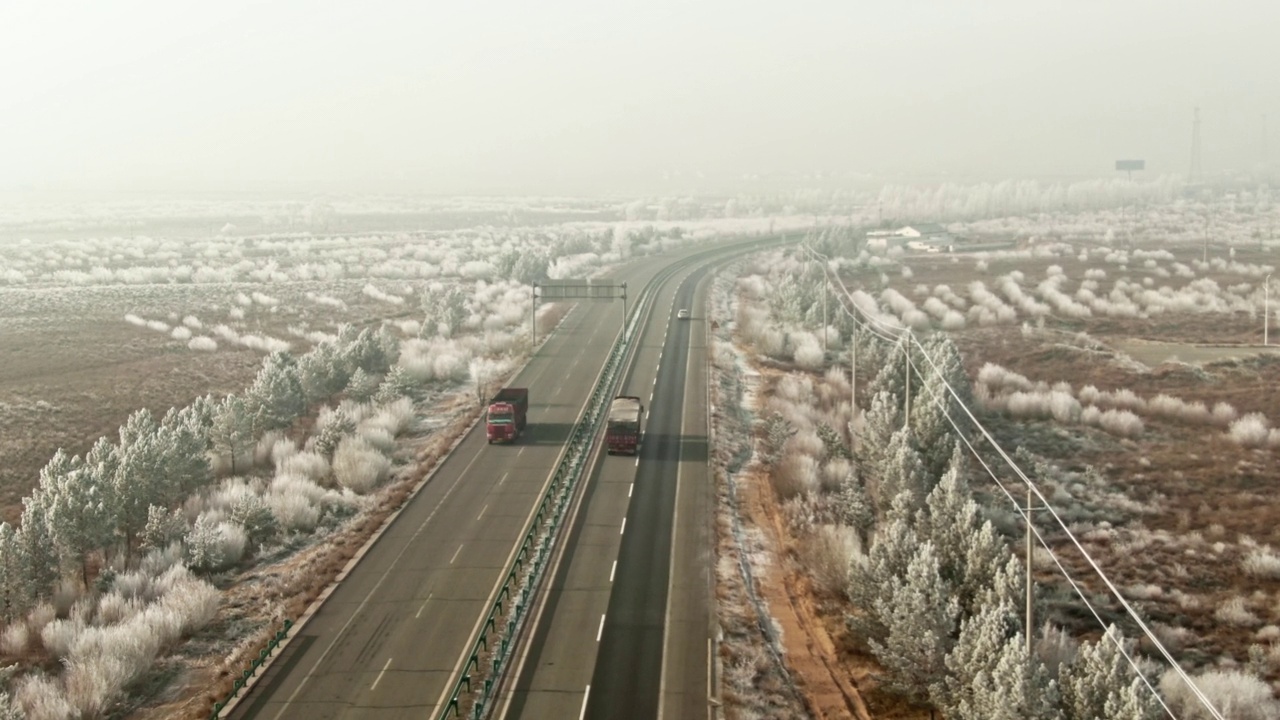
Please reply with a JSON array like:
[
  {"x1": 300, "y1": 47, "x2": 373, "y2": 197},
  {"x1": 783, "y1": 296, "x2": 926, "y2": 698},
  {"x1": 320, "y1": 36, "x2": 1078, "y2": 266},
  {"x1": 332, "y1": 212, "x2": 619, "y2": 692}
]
[{"x1": 210, "y1": 619, "x2": 294, "y2": 719}]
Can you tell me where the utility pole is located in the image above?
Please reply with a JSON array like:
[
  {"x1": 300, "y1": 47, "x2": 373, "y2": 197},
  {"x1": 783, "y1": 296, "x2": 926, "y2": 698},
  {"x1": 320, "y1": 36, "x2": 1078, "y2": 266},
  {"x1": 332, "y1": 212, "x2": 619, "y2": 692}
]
[
  {"x1": 903, "y1": 335, "x2": 911, "y2": 431},
  {"x1": 1266, "y1": 274, "x2": 1272, "y2": 346},
  {"x1": 1026, "y1": 484, "x2": 1035, "y2": 661}
]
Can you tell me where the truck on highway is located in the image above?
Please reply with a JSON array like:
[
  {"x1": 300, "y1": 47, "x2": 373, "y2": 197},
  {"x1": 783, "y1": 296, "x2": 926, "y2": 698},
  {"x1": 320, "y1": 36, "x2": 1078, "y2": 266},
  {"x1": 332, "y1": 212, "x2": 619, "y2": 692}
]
[
  {"x1": 606, "y1": 395, "x2": 644, "y2": 455},
  {"x1": 486, "y1": 388, "x2": 529, "y2": 443}
]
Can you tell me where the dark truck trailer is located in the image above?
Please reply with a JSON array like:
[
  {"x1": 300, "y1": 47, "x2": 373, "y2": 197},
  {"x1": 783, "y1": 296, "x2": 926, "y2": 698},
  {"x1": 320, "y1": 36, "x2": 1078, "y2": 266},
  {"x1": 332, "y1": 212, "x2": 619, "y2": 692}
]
[
  {"x1": 486, "y1": 387, "x2": 529, "y2": 443},
  {"x1": 606, "y1": 395, "x2": 644, "y2": 455}
]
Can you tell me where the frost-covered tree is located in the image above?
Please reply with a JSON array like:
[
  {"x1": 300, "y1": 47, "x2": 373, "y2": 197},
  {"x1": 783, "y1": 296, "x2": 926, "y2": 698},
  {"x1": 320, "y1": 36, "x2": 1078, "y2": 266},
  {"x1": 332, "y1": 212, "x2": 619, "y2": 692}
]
[
  {"x1": 1061, "y1": 626, "x2": 1161, "y2": 720},
  {"x1": 924, "y1": 452, "x2": 1006, "y2": 614},
  {"x1": 246, "y1": 351, "x2": 306, "y2": 431},
  {"x1": 866, "y1": 334, "x2": 916, "y2": 406},
  {"x1": 374, "y1": 365, "x2": 415, "y2": 404},
  {"x1": 157, "y1": 405, "x2": 212, "y2": 498},
  {"x1": 761, "y1": 411, "x2": 795, "y2": 467},
  {"x1": 19, "y1": 493, "x2": 58, "y2": 602},
  {"x1": 112, "y1": 411, "x2": 170, "y2": 558},
  {"x1": 140, "y1": 504, "x2": 188, "y2": 553},
  {"x1": 847, "y1": 506, "x2": 919, "y2": 646},
  {"x1": 345, "y1": 367, "x2": 380, "y2": 403},
  {"x1": 230, "y1": 494, "x2": 278, "y2": 548},
  {"x1": 46, "y1": 464, "x2": 113, "y2": 585},
  {"x1": 943, "y1": 599, "x2": 1020, "y2": 716},
  {"x1": 835, "y1": 468, "x2": 874, "y2": 542},
  {"x1": 816, "y1": 422, "x2": 851, "y2": 460},
  {"x1": 876, "y1": 428, "x2": 929, "y2": 517},
  {"x1": 954, "y1": 631, "x2": 1063, "y2": 720},
  {"x1": 209, "y1": 395, "x2": 255, "y2": 475},
  {"x1": 345, "y1": 326, "x2": 399, "y2": 375},
  {"x1": 869, "y1": 542, "x2": 960, "y2": 704},
  {"x1": 298, "y1": 341, "x2": 348, "y2": 402},
  {"x1": 856, "y1": 390, "x2": 902, "y2": 489},
  {"x1": 311, "y1": 406, "x2": 355, "y2": 459},
  {"x1": 0, "y1": 522, "x2": 26, "y2": 620}
]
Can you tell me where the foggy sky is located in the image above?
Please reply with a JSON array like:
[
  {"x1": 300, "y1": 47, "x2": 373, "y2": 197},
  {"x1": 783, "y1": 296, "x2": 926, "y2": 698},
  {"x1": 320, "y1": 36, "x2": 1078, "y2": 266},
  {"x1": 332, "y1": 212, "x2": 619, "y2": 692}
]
[{"x1": 1, "y1": 1, "x2": 1276, "y2": 196}]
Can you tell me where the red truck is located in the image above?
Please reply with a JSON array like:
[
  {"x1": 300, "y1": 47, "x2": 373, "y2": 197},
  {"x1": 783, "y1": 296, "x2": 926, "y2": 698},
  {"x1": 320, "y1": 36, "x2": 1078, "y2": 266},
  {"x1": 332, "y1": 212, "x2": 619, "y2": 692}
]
[
  {"x1": 606, "y1": 396, "x2": 644, "y2": 455},
  {"x1": 486, "y1": 388, "x2": 529, "y2": 443}
]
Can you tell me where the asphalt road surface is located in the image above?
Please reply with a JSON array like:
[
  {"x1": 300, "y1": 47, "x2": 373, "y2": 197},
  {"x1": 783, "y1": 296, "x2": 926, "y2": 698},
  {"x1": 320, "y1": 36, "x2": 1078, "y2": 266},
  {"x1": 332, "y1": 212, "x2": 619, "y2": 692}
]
[
  {"x1": 231, "y1": 243, "x2": 752, "y2": 720},
  {"x1": 498, "y1": 260, "x2": 717, "y2": 720}
]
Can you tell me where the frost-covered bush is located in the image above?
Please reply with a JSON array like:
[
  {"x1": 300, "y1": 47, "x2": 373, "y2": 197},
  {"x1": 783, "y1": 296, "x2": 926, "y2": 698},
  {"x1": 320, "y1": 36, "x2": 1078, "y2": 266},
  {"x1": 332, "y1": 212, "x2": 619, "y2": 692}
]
[
  {"x1": 1159, "y1": 668, "x2": 1280, "y2": 719},
  {"x1": 1214, "y1": 597, "x2": 1260, "y2": 627},
  {"x1": 1228, "y1": 413, "x2": 1270, "y2": 446},
  {"x1": 332, "y1": 437, "x2": 392, "y2": 494},
  {"x1": 1242, "y1": 546, "x2": 1280, "y2": 579},
  {"x1": 184, "y1": 514, "x2": 248, "y2": 572}
]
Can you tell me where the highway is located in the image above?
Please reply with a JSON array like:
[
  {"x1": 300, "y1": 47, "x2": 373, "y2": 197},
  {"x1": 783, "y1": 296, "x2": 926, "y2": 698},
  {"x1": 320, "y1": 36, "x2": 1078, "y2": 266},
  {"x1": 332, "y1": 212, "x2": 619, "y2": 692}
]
[
  {"x1": 229, "y1": 241, "x2": 763, "y2": 720},
  {"x1": 498, "y1": 262, "x2": 717, "y2": 720}
]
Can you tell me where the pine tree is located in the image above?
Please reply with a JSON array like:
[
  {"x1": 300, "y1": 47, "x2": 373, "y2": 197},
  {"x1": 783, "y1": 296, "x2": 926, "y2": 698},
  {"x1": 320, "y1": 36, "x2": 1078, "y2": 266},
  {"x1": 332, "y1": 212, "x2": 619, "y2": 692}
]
[
  {"x1": 1061, "y1": 626, "x2": 1161, "y2": 720},
  {"x1": 374, "y1": 365, "x2": 415, "y2": 404},
  {"x1": 140, "y1": 505, "x2": 188, "y2": 553},
  {"x1": 185, "y1": 514, "x2": 224, "y2": 572},
  {"x1": 298, "y1": 341, "x2": 348, "y2": 402},
  {"x1": 762, "y1": 412, "x2": 795, "y2": 466},
  {"x1": 0, "y1": 522, "x2": 26, "y2": 620},
  {"x1": 230, "y1": 494, "x2": 278, "y2": 548},
  {"x1": 847, "y1": 511, "x2": 920, "y2": 647},
  {"x1": 246, "y1": 351, "x2": 306, "y2": 431},
  {"x1": 942, "y1": 600, "x2": 1020, "y2": 716},
  {"x1": 19, "y1": 493, "x2": 59, "y2": 603},
  {"x1": 876, "y1": 428, "x2": 929, "y2": 517},
  {"x1": 856, "y1": 390, "x2": 902, "y2": 488},
  {"x1": 210, "y1": 395, "x2": 254, "y2": 475},
  {"x1": 346, "y1": 367, "x2": 380, "y2": 403},
  {"x1": 312, "y1": 406, "x2": 355, "y2": 459},
  {"x1": 924, "y1": 454, "x2": 1006, "y2": 614},
  {"x1": 955, "y1": 633, "x2": 1062, "y2": 720},
  {"x1": 816, "y1": 422, "x2": 851, "y2": 460},
  {"x1": 835, "y1": 467, "x2": 874, "y2": 542},
  {"x1": 869, "y1": 542, "x2": 960, "y2": 704},
  {"x1": 158, "y1": 405, "x2": 213, "y2": 499},
  {"x1": 112, "y1": 419, "x2": 167, "y2": 559},
  {"x1": 46, "y1": 466, "x2": 112, "y2": 586}
]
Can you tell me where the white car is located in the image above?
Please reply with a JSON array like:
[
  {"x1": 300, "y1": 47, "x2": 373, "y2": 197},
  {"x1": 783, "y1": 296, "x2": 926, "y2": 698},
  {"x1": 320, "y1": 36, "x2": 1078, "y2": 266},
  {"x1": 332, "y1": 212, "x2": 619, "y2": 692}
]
[{"x1": 677, "y1": 308, "x2": 690, "y2": 320}]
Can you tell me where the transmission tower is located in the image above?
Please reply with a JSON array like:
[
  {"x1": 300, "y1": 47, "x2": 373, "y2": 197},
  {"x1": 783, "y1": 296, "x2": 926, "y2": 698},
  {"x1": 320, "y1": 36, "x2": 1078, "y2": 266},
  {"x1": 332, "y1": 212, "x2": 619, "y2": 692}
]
[{"x1": 1190, "y1": 107, "x2": 1203, "y2": 181}]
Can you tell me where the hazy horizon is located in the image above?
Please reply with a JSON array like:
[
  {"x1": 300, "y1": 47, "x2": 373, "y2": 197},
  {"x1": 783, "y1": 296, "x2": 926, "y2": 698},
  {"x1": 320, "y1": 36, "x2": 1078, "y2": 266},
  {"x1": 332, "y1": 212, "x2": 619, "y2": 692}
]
[{"x1": 2, "y1": 1, "x2": 1276, "y2": 197}]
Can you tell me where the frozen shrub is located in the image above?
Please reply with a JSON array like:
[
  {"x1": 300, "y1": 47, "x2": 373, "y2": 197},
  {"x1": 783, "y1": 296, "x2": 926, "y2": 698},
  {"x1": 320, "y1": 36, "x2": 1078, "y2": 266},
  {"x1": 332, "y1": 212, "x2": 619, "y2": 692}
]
[
  {"x1": 188, "y1": 336, "x2": 218, "y2": 351},
  {"x1": 1, "y1": 622, "x2": 29, "y2": 655},
  {"x1": 1159, "y1": 668, "x2": 1280, "y2": 719},
  {"x1": 1212, "y1": 401, "x2": 1239, "y2": 426},
  {"x1": 41, "y1": 617, "x2": 86, "y2": 659},
  {"x1": 773, "y1": 451, "x2": 818, "y2": 500},
  {"x1": 52, "y1": 579, "x2": 81, "y2": 618},
  {"x1": 1242, "y1": 546, "x2": 1280, "y2": 579},
  {"x1": 1228, "y1": 413, "x2": 1270, "y2": 446},
  {"x1": 1096, "y1": 409, "x2": 1143, "y2": 437},
  {"x1": 269, "y1": 492, "x2": 321, "y2": 532},
  {"x1": 96, "y1": 592, "x2": 142, "y2": 626},
  {"x1": 357, "y1": 424, "x2": 396, "y2": 454},
  {"x1": 254, "y1": 430, "x2": 288, "y2": 467},
  {"x1": 799, "y1": 525, "x2": 861, "y2": 596},
  {"x1": 1215, "y1": 597, "x2": 1261, "y2": 627},
  {"x1": 15, "y1": 673, "x2": 75, "y2": 720},
  {"x1": 333, "y1": 437, "x2": 392, "y2": 494},
  {"x1": 1148, "y1": 394, "x2": 1212, "y2": 424},
  {"x1": 367, "y1": 398, "x2": 412, "y2": 437},
  {"x1": 277, "y1": 450, "x2": 330, "y2": 481},
  {"x1": 185, "y1": 514, "x2": 248, "y2": 572}
]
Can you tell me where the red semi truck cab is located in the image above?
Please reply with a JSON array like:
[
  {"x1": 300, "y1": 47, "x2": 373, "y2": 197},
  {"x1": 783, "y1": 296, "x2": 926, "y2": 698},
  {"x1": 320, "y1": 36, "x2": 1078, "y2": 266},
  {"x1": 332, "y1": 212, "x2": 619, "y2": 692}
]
[
  {"x1": 606, "y1": 396, "x2": 644, "y2": 455},
  {"x1": 486, "y1": 388, "x2": 529, "y2": 443}
]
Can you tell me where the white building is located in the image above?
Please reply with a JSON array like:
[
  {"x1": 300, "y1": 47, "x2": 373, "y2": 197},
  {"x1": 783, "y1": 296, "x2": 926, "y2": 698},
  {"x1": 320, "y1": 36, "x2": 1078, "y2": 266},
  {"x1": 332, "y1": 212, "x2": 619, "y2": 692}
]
[{"x1": 866, "y1": 223, "x2": 953, "y2": 251}]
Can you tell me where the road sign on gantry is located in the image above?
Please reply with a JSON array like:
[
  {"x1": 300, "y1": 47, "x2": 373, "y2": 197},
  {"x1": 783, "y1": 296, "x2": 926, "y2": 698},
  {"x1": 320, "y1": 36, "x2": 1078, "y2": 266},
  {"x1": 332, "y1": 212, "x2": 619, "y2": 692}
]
[{"x1": 534, "y1": 279, "x2": 626, "y2": 301}]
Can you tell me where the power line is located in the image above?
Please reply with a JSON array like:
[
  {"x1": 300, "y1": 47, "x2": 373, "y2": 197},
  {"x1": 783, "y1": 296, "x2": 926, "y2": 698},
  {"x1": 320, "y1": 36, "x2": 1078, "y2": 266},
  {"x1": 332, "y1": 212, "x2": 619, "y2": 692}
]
[{"x1": 793, "y1": 242, "x2": 1223, "y2": 718}]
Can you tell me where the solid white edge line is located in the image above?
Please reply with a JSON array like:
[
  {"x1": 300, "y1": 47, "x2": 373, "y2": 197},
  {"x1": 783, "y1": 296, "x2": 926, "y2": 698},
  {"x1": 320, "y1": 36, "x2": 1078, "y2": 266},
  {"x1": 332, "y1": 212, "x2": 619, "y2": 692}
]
[
  {"x1": 597, "y1": 614, "x2": 606, "y2": 642},
  {"x1": 371, "y1": 657, "x2": 392, "y2": 690},
  {"x1": 450, "y1": 544, "x2": 464, "y2": 564},
  {"x1": 579, "y1": 685, "x2": 591, "y2": 720}
]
